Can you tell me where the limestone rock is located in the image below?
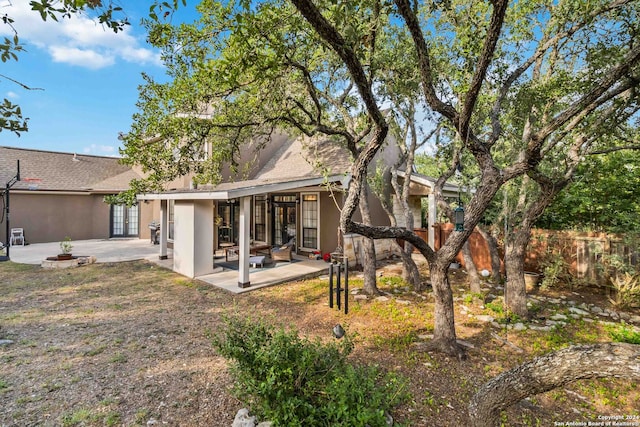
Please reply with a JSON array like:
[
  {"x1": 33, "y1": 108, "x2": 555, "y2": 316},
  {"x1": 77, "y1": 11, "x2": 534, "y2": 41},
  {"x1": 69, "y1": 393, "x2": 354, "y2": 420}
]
[
  {"x1": 233, "y1": 409, "x2": 256, "y2": 427},
  {"x1": 568, "y1": 307, "x2": 589, "y2": 316}
]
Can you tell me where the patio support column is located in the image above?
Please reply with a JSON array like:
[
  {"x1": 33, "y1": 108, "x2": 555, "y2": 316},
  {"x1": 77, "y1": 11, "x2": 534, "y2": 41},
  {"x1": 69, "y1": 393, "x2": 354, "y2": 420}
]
[
  {"x1": 428, "y1": 193, "x2": 436, "y2": 250},
  {"x1": 173, "y1": 200, "x2": 214, "y2": 278},
  {"x1": 159, "y1": 199, "x2": 168, "y2": 260},
  {"x1": 238, "y1": 196, "x2": 251, "y2": 288}
]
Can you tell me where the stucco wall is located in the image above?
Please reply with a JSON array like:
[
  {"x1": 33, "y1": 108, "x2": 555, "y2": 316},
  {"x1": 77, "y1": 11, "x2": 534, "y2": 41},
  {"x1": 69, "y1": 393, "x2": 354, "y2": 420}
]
[
  {"x1": 0, "y1": 192, "x2": 158, "y2": 244},
  {"x1": 138, "y1": 201, "x2": 159, "y2": 241},
  {"x1": 2, "y1": 192, "x2": 111, "y2": 244},
  {"x1": 319, "y1": 191, "x2": 341, "y2": 255}
]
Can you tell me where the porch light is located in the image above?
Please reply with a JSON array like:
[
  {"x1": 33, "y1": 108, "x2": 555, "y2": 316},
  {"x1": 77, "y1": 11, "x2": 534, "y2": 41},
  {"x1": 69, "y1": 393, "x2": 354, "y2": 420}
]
[{"x1": 454, "y1": 205, "x2": 464, "y2": 232}]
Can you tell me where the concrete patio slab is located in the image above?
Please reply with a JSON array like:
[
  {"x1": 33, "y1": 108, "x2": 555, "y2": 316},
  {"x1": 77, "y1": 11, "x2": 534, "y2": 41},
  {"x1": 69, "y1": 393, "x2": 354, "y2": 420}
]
[
  {"x1": 7, "y1": 238, "x2": 166, "y2": 265},
  {"x1": 6, "y1": 239, "x2": 330, "y2": 294},
  {"x1": 198, "y1": 256, "x2": 329, "y2": 294}
]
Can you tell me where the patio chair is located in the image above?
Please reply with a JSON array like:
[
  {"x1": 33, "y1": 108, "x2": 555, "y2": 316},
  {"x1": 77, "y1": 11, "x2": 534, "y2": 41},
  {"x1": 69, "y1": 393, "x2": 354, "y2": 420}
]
[
  {"x1": 10, "y1": 228, "x2": 25, "y2": 246},
  {"x1": 271, "y1": 239, "x2": 294, "y2": 262}
]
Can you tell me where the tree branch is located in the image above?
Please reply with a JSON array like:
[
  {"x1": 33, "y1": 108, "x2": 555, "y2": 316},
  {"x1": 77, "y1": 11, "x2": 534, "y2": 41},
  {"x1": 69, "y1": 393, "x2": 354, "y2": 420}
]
[{"x1": 469, "y1": 343, "x2": 640, "y2": 427}]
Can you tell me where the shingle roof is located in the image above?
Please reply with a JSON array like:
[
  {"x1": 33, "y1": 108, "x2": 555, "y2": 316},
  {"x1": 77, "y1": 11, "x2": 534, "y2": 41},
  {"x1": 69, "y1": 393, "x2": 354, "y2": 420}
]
[
  {"x1": 254, "y1": 135, "x2": 353, "y2": 180},
  {"x1": 0, "y1": 146, "x2": 142, "y2": 192}
]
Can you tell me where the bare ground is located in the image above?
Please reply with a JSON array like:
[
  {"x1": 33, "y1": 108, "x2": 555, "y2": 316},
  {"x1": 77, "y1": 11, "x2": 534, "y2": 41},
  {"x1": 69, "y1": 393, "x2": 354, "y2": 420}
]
[{"x1": 0, "y1": 260, "x2": 638, "y2": 426}]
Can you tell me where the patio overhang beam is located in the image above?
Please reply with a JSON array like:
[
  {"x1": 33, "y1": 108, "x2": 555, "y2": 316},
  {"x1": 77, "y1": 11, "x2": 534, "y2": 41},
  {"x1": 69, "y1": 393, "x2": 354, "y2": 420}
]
[
  {"x1": 397, "y1": 170, "x2": 470, "y2": 198},
  {"x1": 136, "y1": 174, "x2": 347, "y2": 202}
]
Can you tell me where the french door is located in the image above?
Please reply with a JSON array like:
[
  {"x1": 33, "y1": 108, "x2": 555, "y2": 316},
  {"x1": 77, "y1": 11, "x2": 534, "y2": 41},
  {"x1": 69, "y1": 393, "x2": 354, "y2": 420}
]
[
  {"x1": 111, "y1": 204, "x2": 139, "y2": 237},
  {"x1": 272, "y1": 195, "x2": 297, "y2": 246}
]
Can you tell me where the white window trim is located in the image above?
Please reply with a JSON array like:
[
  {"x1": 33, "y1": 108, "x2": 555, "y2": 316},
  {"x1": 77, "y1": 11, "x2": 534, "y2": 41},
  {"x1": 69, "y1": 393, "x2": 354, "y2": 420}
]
[{"x1": 300, "y1": 192, "x2": 320, "y2": 251}]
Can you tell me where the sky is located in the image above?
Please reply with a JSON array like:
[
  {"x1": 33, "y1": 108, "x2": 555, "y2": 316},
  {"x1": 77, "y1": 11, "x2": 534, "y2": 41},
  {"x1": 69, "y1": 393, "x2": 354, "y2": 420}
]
[{"x1": 0, "y1": 1, "x2": 196, "y2": 157}]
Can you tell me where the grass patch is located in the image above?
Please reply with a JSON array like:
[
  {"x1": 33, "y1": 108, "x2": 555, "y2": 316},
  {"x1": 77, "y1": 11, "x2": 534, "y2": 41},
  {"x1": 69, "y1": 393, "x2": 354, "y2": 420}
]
[
  {"x1": 84, "y1": 345, "x2": 106, "y2": 357},
  {"x1": 61, "y1": 408, "x2": 95, "y2": 426},
  {"x1": 608, "y1": 324, "x2": 640, "y2": 344}
]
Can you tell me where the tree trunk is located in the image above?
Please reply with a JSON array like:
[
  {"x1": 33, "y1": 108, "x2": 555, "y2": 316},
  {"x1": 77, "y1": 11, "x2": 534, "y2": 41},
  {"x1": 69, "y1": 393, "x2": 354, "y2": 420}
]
[
  {"x1": 402, "y1": 242, "x2": 423, "y2": 291},
  {"x1": 461, "y1": 240, "x2": 481, "y2": 293},
  {"x1": 504, "y1": 228, "x2": 530, "y2": 318},
  {"x1": 469, "y1": 343, "x2": 640, "y2": 427},
  {"x1": 429, "y1": 260, "x2": 465, "y2": 358},
  {"x1": 359, "y1": 184, "x2": 379, "y2": 295},
  {"x1": 361, "y1": 237, "x2": 379, "y2": 295}
]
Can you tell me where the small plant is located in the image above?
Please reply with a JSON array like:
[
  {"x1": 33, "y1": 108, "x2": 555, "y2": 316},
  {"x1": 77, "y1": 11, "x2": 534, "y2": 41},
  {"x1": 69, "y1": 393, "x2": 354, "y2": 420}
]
[
  {"x1": 532, "y1": 234, "x2": 574, "y2": 289},
  {"x1": 59, "y1": 236, "x2": 73, "y2": 255},
  {"x1": 212, "y1": 314, "x2": 410, "y2": 426},
  {"x1": 608, "y1": 324, "x2": 640, "y2": 344},
  {"x1": 608, "y1": 272, "x2": 640, "y2": 309}
]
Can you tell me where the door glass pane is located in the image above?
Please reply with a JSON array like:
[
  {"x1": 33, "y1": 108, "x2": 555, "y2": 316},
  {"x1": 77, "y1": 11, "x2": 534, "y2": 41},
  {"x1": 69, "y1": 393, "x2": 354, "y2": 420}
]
[
  {"x1": 274, "y1": 205, "x2": 284, "y2": 246},
  {"x1": 127, "y1": 205, "x2": 139, "y2": 235},
  {"x1": 274, "y1": 203, "x2": 296, "y2": 246},
  {"x1": 112, "y1": 205, "x2": 124, "y2": 235}
]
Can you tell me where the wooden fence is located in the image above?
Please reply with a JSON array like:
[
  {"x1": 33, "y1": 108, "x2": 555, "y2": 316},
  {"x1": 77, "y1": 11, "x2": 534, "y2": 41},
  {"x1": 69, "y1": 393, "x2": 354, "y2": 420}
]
[{"x1": 431, "y1": 224, "x2": 639, "y2": 285}]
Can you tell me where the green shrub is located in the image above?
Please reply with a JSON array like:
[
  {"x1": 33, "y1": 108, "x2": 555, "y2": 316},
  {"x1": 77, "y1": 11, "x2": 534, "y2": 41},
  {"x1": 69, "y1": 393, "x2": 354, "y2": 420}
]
[
  {"x1": 609, "y1": 325, "x2": 640, "y2": 345},
  {"x1": 212, "y1": 314, "x2": 409, "y2": 426}
]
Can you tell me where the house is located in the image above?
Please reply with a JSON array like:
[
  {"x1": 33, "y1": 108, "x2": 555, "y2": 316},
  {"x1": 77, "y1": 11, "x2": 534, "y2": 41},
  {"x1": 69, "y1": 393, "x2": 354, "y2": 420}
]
[
  {"x1": 0, "y1": 146, "x2": 154, "y2": 245},
  {"x1": 138, "y1": 133, "x2": 462, "y2": 287}
]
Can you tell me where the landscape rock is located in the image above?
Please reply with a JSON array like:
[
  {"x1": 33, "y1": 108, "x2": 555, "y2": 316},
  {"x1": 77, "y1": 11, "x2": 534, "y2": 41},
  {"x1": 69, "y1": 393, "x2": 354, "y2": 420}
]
[
  {"x1": 550, "y1": 314, "x2": 568, "y2": 321},
  {"x1": 354, "y1": 295, "x2": 368, "y2": 300},
  {"x1": 513, "y1": 323, "x2": 526, "y2": 331},
  {"x1": 375, "y1": 296, "x2": 389, "y2": 302},
  {"x1": 568, "y1": 307, "x2": 589, "y2": 316},
  {"x1": 233, "y1": 409, "x2": 256, "y2": 427},
  {"x1": 484, "y1": 294, "x2": 498, "y2": 303},
  {"x1": 456, "y1": 339, "x2": 475, "y2": 349},
  {"x1": 476, "y1": 315, "x2": 495, "y2": 323},
  {"x1": 0, "y1": 339, "x2": 14, "y2": 346}
]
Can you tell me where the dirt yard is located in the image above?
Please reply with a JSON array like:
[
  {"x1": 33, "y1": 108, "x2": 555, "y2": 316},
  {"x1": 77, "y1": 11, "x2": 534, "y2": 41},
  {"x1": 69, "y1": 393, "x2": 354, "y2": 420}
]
[{"x1": 0, "y1": 259, "x2": 638, "y2": 426}]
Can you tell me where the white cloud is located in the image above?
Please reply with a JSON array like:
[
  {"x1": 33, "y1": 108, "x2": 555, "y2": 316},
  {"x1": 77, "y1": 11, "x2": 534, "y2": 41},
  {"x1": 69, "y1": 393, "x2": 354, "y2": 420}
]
[
  {"x1": 0, "y1": 2, "x2": 162, "y2": 69},
  {"x1": 83, "y1": 144, "x2": 116, "y2": 155},
  {"x1": 6, "y1": 91, "x2": 19, "y2": 99},
  {"x1": 49, "y1": 46, "x2": 115, "y2": 69}
]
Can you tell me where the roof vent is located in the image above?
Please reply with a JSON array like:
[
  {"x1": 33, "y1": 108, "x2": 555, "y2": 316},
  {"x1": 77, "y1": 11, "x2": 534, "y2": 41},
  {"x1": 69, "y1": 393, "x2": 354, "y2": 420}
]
[{"x1": 72, "y1": 153, "x2": 80, "y2": 162}]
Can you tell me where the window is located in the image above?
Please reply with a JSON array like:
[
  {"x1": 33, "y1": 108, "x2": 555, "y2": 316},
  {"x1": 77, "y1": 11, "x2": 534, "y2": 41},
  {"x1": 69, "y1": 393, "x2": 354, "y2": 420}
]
[
  {"x1": 168, "y1": 200, "x2": 175, "y2": 241},
  {"x1": 254, "y1": 195, "x2": 266, "y2": 242},
  {"x1": 301, "y1": 193, "x2": 318, "y2": 249}
]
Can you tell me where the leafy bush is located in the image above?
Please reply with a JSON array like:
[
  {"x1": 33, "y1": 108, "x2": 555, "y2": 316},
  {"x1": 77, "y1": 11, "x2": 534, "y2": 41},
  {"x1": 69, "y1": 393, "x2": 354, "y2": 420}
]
[
  {"x1": 609, "y1": 325, "x2": 640, "y2": 345},
  {"x1": 212, "y1": 314, "x2": 409, "y2": 426},
  {"x1": 609, "y1": 273, "x2": 640, "y2": 309}
]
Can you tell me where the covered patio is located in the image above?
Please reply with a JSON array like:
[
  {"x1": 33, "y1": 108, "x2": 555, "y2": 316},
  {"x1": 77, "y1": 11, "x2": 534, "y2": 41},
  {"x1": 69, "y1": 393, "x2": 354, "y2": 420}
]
[{"x1": 138, "y1": 175, "x2": 346, "y2": 289}]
